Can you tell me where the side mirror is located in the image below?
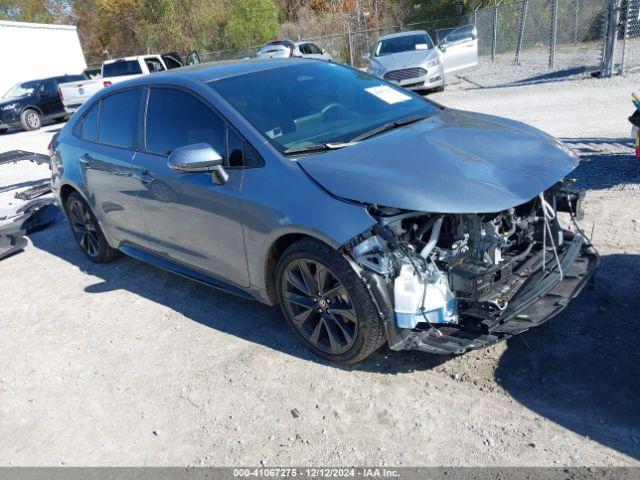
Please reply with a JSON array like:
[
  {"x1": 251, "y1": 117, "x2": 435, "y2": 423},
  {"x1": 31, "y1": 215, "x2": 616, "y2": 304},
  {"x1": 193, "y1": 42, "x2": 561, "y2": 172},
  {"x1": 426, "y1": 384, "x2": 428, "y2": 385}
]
[
  {"x1": 362, "y1": 52, "x2": 371, "y2": 61},
  {"x1": 321, "y1": 49, "x2": 326, "y2": 54},
  {"x1": 167, "y1": 143, "x2": 228, "y2": 184}
]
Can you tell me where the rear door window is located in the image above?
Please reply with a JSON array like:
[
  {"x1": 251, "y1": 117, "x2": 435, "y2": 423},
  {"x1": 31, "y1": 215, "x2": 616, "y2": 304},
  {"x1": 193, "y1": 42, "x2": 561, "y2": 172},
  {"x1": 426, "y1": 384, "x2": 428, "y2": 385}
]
[
  {"x1": 40, "y1": 80, "x2": 57, "y2": 96},
  {"x1": 145, "y1": 87, "x2": 224, "y2": 156},
  {"x1": 97, "y1": 88, "x2": 142, "y2": 148}
]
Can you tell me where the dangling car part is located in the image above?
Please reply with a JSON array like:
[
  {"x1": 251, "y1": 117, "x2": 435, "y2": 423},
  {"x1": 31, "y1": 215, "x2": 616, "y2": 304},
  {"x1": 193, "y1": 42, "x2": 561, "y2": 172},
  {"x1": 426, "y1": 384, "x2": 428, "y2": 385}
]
[
  {"x1": 344, "y1": 183, "x2": 598, "y2": 355},
  {"x1": 0, "y1": 150, "x2": 57, "y2": 260}
]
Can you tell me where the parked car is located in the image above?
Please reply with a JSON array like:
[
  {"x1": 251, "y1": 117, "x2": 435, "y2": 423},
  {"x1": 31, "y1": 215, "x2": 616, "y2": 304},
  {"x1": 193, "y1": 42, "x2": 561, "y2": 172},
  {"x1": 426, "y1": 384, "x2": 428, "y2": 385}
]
[
  {"x1": 0, "y1": 74, "x2": 85, "y2": 132},
  {"x1": 257, "y1": 40, "x2": 332, "y2": 61},
  {"x1": 365, "y1": 25, "x2": 478, "y2": 92},
  {"x1": 50, "y1": 59, "x2": 598, "y2": 364},
  {"x1": 58, "y1": 54, "x2": 184, "y2": 114}
]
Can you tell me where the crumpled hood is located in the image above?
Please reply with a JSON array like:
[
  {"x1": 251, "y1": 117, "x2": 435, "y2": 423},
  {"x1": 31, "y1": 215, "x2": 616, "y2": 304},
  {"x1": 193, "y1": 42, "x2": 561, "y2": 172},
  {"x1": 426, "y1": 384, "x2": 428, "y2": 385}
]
[
  {"x1": 297, "y1": 109, "x2": 579, "y2": 214},
  {"x1": 372, "y1": 49, "x2": 439, "y2": 71}
]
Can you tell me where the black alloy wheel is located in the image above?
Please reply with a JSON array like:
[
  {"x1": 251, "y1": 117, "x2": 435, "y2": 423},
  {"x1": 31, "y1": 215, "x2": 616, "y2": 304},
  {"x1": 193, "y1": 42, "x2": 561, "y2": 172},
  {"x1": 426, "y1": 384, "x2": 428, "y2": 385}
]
[
  {"x1": 64, "y1": 192, "x2": 119, "y2": 263},
  {"x1": 67, "y1": 197, "x2": 100, "y2": 258},
  {"x1": 281, "y1": 258, "x2": 358, "y2": 355}
]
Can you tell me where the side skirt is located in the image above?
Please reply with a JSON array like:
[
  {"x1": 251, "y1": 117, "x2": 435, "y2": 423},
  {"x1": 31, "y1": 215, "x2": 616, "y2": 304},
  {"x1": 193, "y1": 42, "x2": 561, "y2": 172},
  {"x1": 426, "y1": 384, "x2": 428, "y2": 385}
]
[{"x1": 119, "y1": 245, "x2": 255, "y2": 301}]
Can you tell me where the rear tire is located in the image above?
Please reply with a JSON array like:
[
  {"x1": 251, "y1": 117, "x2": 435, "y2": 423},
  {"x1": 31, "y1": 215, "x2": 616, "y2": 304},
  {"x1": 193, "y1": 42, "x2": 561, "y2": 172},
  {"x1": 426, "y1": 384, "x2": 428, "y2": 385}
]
[
  {"x1": 20, "y1": 109, "x2": 42, "y2": 131},
  {"x1": 64, "y1": 192, "x2": 119, "y2": 263},
  {"x1": 276, "y1": 238, "x2": 386, "y2": 364}
]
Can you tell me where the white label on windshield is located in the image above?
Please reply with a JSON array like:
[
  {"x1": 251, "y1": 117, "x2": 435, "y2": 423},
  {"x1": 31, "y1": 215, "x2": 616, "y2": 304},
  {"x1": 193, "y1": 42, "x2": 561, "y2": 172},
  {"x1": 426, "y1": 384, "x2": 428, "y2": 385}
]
[
  {"x1": 415, "y1": 43, "x2": 429, "y2": 50},
  {"x1": 365, "y1": 85, "x2": 412, "y2": 104}
]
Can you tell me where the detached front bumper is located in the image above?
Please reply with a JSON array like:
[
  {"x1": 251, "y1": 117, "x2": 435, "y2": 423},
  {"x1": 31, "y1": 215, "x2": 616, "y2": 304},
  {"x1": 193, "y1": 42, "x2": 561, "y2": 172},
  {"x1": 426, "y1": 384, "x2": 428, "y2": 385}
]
[{"x1": 364, "y1": 232, "x2": 599, "y2": 355}]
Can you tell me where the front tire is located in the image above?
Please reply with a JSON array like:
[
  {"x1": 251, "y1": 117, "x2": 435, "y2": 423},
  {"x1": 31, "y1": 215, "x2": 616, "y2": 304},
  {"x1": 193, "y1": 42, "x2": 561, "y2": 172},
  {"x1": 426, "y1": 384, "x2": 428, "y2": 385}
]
[
  {"x1": 64, "y1": 192, "x2": 119, "y2": 263},
  {"x1": 20, "y1": 109, "x2": 42, "y2": 131},
  {"x1": 276, "y1": 238, "x2": 386, "y2": 364}
]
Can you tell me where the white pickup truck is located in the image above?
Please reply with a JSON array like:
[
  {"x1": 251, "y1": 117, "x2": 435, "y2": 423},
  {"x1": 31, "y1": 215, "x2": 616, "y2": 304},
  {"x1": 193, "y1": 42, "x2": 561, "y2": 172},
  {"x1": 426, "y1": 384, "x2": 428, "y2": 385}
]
[{"x1": 58, "y1": 54, "x2": 183, "y2": 113}]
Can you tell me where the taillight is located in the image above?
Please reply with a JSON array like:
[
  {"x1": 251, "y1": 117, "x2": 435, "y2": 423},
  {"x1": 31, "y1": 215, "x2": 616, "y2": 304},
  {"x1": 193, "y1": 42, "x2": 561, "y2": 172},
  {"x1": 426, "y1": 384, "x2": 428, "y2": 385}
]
[
  {"x1": 103, "y1": 81, "x2": 112, "y2": 87},
  {"x1": 58, "y1": 86, "x2": 63, "y2": 101},
  {"x1": 48, "y1": 133, "x2": 59, "y2": 157}
]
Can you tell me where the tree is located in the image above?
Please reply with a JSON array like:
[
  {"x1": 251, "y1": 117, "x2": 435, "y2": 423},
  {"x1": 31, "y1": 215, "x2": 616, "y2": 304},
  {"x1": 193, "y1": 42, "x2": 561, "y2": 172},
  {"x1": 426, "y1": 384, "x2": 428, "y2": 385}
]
[
  {"x1": 0, "y1": 0, "x2": 62, "y2": 23},
  {"x1": 226, "y1": 0, "x2": 279, "y2": 48}
]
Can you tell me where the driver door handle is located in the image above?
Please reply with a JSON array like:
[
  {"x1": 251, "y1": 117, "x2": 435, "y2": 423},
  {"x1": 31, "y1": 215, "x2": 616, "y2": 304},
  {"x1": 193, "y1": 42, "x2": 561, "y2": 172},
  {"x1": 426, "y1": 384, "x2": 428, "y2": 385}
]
[
  {"x1": 78, "y1": 153, "x2": 92, "y2": 165},
  {"x1": 132, "y1": 169, "x2": 154, "y2": 185}
]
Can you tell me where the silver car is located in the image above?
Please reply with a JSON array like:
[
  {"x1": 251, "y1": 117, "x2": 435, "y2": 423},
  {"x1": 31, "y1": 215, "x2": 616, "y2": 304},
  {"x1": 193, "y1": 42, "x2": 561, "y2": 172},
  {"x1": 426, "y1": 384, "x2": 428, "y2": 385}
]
[
  {"x1": 257, "y1": 40, "x2": 332, "y2": 61},
  {"x1": 365, "y1": 26, "x2": 478, "y2": 92},
  {"x1": 51, "y1": 59, "x2": 597, "y2": 364}
]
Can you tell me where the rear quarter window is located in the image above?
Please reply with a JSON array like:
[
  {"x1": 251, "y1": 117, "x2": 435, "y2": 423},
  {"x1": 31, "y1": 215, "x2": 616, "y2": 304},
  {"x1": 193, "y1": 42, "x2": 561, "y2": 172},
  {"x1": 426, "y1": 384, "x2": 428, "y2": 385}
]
[{"x1": 78, "y1": 101, "x2": 100, "y2": 142}]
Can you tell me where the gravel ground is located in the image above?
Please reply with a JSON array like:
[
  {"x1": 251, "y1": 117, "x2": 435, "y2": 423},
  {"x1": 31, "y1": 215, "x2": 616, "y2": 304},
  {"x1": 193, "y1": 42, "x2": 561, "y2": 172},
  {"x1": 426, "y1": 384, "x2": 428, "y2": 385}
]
[{"x1": 0, "y1": 71, "x2": 639, "y2": 467}]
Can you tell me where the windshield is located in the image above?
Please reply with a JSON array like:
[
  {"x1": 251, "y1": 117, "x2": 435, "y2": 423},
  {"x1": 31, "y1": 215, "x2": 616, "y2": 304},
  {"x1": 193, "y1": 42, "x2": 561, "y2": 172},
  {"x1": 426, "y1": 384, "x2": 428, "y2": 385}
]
[
  {"x1": 3, "y1": 81, "x2": 39, "y2": 99},
  {"x1": 102, "y1": 60, "x2": 143, "y2": 77},
  {"x1": 375, "y1": 34, "x2": 434, "y2": 57},
  {"x1": 209, "y1": 62, "x2": 437, "y2": 153}
]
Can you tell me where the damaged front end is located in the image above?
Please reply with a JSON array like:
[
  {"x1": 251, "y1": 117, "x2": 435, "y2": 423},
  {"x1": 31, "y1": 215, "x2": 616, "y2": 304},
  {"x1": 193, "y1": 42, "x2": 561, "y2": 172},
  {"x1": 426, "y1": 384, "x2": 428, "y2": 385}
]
[{"x1": 344, "y1": 182, "x2": 599, "y2": 355}]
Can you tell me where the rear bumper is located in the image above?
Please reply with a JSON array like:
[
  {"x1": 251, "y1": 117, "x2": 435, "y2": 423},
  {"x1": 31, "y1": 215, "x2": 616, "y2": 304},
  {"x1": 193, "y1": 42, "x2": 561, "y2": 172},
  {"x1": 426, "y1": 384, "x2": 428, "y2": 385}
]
[
  {"x1": 64, "y1": 105, "x2": 82, "y2": 115},
  {"x1": 365, "y1": 232, "x2": 599, "y2": 355}
]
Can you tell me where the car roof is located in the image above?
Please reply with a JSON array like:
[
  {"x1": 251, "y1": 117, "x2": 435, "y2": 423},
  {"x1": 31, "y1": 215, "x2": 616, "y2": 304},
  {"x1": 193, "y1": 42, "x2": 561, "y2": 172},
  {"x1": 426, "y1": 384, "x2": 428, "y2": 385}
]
[
  {"x1": 262, "y1": 39, "x2": 294, "y2": 46},
  {"x1": 377, "y1": 30, "x2": 429, "y2": 41},
  {"x1": 137, "y1": 58, "x2": 316, "y2": 84},
  {"x1": 17, "y1": 74, "x2": 82, "y2": 84}
]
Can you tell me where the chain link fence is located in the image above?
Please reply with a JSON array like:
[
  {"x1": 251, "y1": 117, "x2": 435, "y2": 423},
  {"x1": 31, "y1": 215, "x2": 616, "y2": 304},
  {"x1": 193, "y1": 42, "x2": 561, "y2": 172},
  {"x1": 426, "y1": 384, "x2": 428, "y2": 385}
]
[
  {"x1": 193, "y1": 0, "x2": 629, "y2": 87},
  {"x1": 614, "y1": 0, "x2": 640, "y2": 74}
]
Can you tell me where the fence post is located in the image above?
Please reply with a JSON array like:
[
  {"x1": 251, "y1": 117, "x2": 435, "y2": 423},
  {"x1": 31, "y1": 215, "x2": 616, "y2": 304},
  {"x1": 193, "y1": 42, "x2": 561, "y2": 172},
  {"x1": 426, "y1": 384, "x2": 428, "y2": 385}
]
[
  {"x1": 602, "y1": 0, "x2": 620, "y2": 77},
  {"x1": 515, "y1": 0, "x2": 529, "y2": 65},
  {"x1": 347, "y1": 22, "x2": 354, "y2": 67},
  {"x1": 549, "y1": 0, "x2": 559, "y2": 68},
  {"x1": 620, "y1": 0, "x2": 631, "y2": 73},
  {"x1": 492, "y1": 2, "x2": 499, "y2": 61},
  {"x1": 574, "y1": 0, "x2": 580, "y2": 44}
]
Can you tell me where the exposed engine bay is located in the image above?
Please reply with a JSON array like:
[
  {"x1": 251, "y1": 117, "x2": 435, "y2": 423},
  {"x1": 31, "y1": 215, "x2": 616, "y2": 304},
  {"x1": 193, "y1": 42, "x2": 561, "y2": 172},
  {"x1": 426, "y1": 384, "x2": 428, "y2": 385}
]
[{"x1": 346, "y1": 181, "x2": 599, "y2": 355}]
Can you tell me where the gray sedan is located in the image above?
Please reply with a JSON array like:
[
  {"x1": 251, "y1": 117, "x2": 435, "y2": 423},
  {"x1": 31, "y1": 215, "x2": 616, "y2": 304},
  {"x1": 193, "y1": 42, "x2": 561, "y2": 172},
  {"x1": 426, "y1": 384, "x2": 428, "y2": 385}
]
[
  {"x1": 50, "y1": 59, "x2": 597, "y2": 364},
  {"x1": 365, "y1": 26, "x2": 478, "y2": 92}
]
